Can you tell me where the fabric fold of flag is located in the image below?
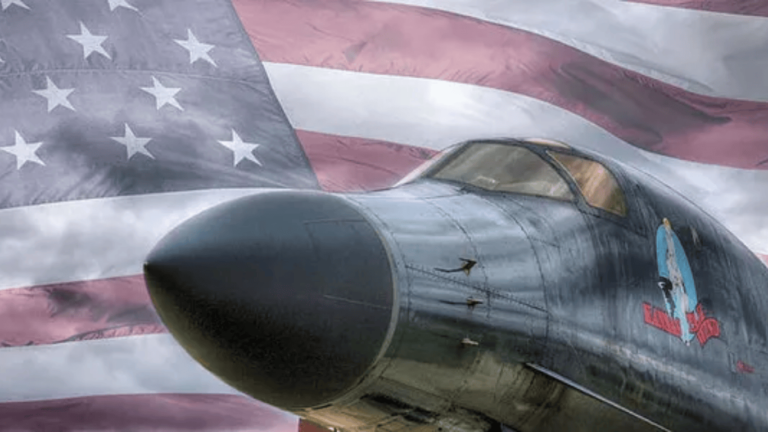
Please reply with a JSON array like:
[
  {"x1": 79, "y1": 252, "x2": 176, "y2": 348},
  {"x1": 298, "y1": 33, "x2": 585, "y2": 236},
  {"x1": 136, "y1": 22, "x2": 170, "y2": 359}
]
[
  {"x1": 232, "y1": 0, "x2": 768, "y2": 170},
  {"x1": 628, "y1": 0, "x2": 768, "y2": 17},
  {"x1": 0, "y1": 394, "x2": 298, "y2": 432}
]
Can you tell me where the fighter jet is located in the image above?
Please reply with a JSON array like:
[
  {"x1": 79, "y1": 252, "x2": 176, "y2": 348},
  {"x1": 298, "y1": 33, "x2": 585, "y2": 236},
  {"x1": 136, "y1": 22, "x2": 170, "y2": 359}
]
[{"x1": 143, "y1": 138, "x2": 768, "y2": 432}]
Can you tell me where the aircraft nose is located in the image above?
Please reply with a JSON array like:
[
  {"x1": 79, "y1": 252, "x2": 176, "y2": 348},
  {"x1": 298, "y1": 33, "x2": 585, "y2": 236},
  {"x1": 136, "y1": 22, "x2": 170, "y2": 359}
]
[{"x1": 143, "y1": 191, "x2": 396, "y2": 410}]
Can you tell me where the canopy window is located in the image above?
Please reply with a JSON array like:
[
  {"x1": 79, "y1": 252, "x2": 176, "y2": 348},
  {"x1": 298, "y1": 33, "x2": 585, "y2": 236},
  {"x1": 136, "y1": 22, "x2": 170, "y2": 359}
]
[
  {"x1": 428, "y1": 143, "x2": 574, "y2": 201},
  {"x1": 549, "y1": 152, "x2": 627, "y2": 217}
]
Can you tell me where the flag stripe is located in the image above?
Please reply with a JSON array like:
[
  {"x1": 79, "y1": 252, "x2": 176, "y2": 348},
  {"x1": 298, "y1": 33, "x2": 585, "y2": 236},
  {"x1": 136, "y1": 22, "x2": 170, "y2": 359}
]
[
  {"x1": 296, "y1": 130, "x2": 435, "y2": 192},
  {"x1": 265, "y1": 63, "x2": 656, "y2": 157},
  {"x1": 0, "y1": 275, "x2": 164, "y2": 347},
  {"x1": 0, "y1": 188, "x2": 271, "y2": 292},
  {"x1": 264, "y1": 63, "x2": 768, "y2": 254},
  {"x1": 759, "y1": 253, "x2": 768, "y2": 266},
  {"x1": 369, "y1": 0, "x2": 768, "y2": 101},
  {"x1": 0, "y1": 334, "x2": 240, "y2": 402},
  {"x1": 233, "y1": 0, "x2": 768, "y2": 170},
  {"x1": 626, "y1": 0, "x2": 768, "y2": 17},
  {"x1": 0, "y1": 393, "x2": 298, "y2": 432}
]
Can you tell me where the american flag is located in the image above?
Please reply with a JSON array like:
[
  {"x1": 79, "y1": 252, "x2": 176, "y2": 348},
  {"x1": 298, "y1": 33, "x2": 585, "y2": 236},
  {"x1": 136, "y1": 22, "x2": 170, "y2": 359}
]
[{"x1": 0, "y1": 0, "x2": 766, "y2": 430}]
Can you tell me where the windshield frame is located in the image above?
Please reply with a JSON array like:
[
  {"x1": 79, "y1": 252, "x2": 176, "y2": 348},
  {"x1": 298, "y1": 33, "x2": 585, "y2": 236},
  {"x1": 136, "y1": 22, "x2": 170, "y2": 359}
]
[{"x1": 547, "y1": 150, "x2": 629, "y2": 217}]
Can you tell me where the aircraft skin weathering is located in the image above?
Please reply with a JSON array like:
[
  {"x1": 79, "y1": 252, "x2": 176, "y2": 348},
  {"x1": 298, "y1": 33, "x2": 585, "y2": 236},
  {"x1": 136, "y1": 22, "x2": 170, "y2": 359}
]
[{"x1": 144, "y1": 138, "x2": 768, "y2": 432}]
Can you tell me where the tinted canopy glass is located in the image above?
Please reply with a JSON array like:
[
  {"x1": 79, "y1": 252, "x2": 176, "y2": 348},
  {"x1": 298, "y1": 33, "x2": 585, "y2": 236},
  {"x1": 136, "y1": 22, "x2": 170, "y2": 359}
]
[
  {"x1": 427, "y1": 143, "x2": 574, "y2": 201},
  {"x1": 549, "y1": 152, "x2": 627, "y2": 216}
]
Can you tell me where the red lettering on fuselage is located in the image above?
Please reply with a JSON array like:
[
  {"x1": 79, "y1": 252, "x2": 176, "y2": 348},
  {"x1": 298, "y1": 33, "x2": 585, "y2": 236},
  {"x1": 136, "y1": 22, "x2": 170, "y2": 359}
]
[
  {"x1": 736, "y1": 361, "x2": 755, "y2": 374},
  {"x1": 642, "y1": 302, "x2": 720, "y2": 347},
  {"x1": 643, "y1": 302, "x2": 681, "y2": 336}
]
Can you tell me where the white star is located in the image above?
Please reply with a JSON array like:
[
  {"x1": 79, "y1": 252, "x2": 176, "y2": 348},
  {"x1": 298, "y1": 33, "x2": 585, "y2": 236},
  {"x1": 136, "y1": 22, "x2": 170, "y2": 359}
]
[
  {"x1": 67, "y1": 22, "x2": 111, "y2": 60},
  {"x1": 111, "y1": 124, "x2": 153, "y2": 160},
  {"x1": 107, "y1": 0, "x2": 137, "y2": 11},
  {"x1": 33, "y1": 77, "x2": 75, "y2": 112},
  {"x1": 1, "y1": 131, "x2": 44, "y2": 169},
  {"x1": 218, "y1": 130, "x2": 261, "y2": 167},
  {"x1": 1, "y1": 0, "x2": 29, "y2": 10},
  {"x1": 140, "y1": 76, "x2": 183, "y2": 111},
  {"x1": 175, "y1": 29, "x2": 217, "y2": 67}
]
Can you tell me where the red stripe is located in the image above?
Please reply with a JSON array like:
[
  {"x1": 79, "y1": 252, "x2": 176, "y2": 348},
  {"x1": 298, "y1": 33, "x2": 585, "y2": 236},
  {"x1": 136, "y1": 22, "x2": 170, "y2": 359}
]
[
  {"x1": 0, "y1": 275, "x2": 166, "y2": 347},
  {"x1": 627, "y1": 0, "x2": 768, "y2": 17},
  {"x1": 0, "y1": 393, "x2": 297, "y2": 431},
  {"x1": 232, "y1": 0, "x2": 768, "y2": 170},
  {"x1": 297, "y1": 130, "x2": 435, "y2": 192},
  {"x1": 758, "y1": 253, "x2": 768, "y2": 266}
]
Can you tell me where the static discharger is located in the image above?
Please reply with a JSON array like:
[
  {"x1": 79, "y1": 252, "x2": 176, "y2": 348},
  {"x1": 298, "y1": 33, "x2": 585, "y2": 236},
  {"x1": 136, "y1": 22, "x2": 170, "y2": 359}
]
[
  {"x1": 466, "y1": 298, "x2": 483, "y2": 307},
  {"x1": 435, "y1": 258, "x2": 477, "y2": 276},
  {"x1": 461, "y1": 338, "x2": 479, "y2": 346}
]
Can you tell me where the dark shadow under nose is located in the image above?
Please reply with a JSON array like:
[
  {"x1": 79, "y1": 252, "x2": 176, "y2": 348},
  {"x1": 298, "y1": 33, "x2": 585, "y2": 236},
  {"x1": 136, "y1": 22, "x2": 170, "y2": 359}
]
[{"x1": 144, "y1": 190, "x2": 396, "y2": 410}]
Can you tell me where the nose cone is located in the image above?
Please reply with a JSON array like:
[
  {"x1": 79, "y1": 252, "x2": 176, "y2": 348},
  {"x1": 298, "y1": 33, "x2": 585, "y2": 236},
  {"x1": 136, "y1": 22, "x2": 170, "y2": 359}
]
[{"x1": 144, "y1": 191, "x2": 396, "y2": 410}]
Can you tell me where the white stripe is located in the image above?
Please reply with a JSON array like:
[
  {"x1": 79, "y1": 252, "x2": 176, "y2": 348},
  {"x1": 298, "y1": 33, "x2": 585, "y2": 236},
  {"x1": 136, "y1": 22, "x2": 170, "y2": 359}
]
[
  {"x1": 371, "y1": 0, "x2": 768, "y2": 102},
  {"x1": 264, "y1": 62, "x2": 768, "y2": 254},
  {"x1": 0, "y1": 188, "x2": 273, "y2": 291},
  {"x1": 0, "y1": 334, "x2": 240, "y2": 402}
]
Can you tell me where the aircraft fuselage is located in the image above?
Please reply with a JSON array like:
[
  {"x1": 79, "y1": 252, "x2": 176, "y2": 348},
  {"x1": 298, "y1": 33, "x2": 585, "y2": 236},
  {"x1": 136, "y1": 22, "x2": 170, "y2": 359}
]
[{"x1": 144, "y1": 139, "x2": 768, "y2": 432}]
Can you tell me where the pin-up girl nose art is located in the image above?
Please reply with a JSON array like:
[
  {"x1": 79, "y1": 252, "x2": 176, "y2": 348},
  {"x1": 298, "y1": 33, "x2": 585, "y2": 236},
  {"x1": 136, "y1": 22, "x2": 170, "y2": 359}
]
[{"x1": 656, "y1": 218, "x2": 699, "y2": 344}]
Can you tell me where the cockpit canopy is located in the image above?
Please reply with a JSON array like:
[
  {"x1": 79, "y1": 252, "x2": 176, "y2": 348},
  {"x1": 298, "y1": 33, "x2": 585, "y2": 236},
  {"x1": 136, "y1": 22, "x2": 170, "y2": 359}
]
[
  {"x1": 431, "y1": 143, "x2": 575, "y2": 200},
  {"x1": 398, "y1": 139, "x2": 627, "y2": 217}
]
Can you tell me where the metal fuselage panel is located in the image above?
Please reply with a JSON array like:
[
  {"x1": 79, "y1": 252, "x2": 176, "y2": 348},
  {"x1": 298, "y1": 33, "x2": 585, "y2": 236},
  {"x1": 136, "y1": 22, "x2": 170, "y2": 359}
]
[
  {"x1": 296, "y1": 175, "x2": 768, "y2": 432},
  {"x1": 295, "y1": 181, "x2": 634, "y2": 432},
  {"x1": 350, "y1": 182, "x2": 550, "y2": 401},
  {"x1": 296, "y1": 181, "x2": 552, "y2": 431}
]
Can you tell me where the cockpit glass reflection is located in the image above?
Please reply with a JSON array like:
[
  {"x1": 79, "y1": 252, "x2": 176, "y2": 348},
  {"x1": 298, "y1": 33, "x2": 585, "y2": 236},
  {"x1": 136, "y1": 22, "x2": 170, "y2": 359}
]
[
  {"x1": 549, "y1": 152, "x2": 628, "y2": 216},
  {"x1": 427, "y1": 143, "x2": 574, "y2": 201}
]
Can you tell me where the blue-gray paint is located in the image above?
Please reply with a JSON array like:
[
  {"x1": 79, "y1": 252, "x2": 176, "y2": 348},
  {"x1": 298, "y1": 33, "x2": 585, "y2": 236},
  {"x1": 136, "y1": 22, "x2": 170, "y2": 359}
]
[{"x1": 145, "y1": 139, "x2": 768, "y2": 432}]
